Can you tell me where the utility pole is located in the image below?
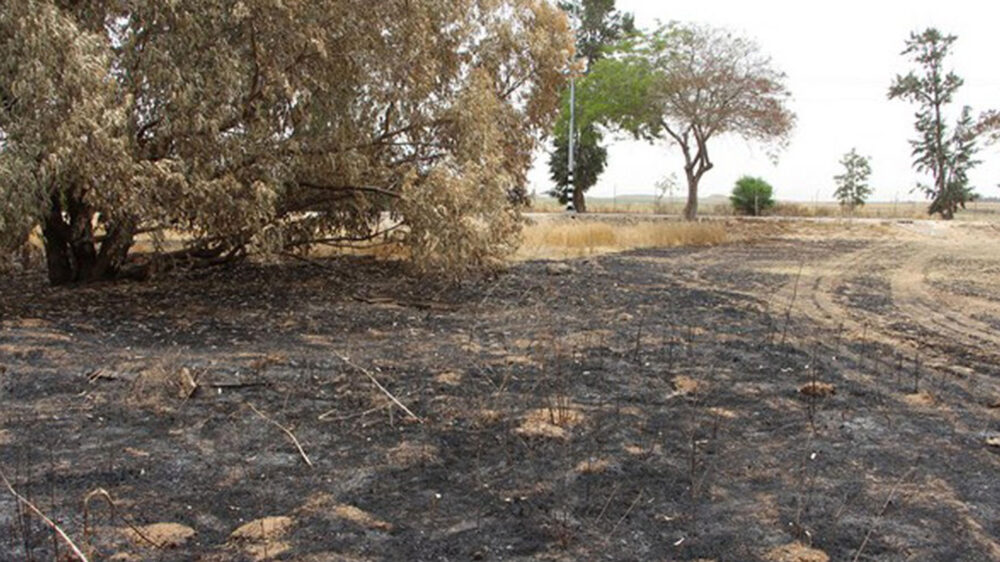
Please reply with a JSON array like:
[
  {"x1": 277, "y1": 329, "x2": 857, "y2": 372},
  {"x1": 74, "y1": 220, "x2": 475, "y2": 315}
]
[{"x1": 565, "y1": 1, "x2": 579, "y2": 213}]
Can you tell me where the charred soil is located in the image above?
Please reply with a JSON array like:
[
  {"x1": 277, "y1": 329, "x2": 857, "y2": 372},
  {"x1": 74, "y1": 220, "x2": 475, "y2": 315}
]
[{"x1": 1, "y1": 221, "x2": 1000, "y2": 561}]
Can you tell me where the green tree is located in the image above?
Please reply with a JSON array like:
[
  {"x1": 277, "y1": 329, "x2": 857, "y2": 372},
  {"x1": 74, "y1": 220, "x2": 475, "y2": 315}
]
[
  {"x1": 730, "y1": 176, "x2": 775, "y2": 216},
  {"x1": 833, "y1": 149, "x2": 873, "y2": 212},
  {"x1": 978, "y1": 110, "x2": 1000, "y2": 189},
  {"x1": 548, "y1": 0, "x2": 633, "y2": 212},
  {"x1": 978, "y1": 110, "x2": 1000, "y2": 144},
  {"x1": 888, "y1": 29, "x2": 981, "y2": 219},
  {"x1": 579, "y1": 23, "x2": 795, "y2": 220},
  {"x1": 548, "y1": 126, "x2": 607, "y2": 211},
  {"x1": 0, "y1": 0, "x2": 572, "y2": 284}
]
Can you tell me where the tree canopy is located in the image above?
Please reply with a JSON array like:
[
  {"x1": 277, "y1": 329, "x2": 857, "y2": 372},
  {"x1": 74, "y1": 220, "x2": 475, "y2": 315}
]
[
  {"x1": 730, "y1": 176, "x2": 775, "y2": 216},
  {"x1": 0, "y1": 0, "x2": 573, "y2": 284},
  {"x1": 576, "y1": 23, "x2": 795, "y2": 219}
]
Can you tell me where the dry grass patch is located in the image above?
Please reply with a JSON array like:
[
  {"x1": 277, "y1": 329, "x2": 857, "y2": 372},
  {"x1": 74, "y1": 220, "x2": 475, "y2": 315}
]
[
  {"x1": 574, "y1": 458, "x2": 612, "y2": 475},
  {"x1": 0, "y1": 429, "x2": 11, "y2": 446},
  {"x1": 129, "y1": 361, "x2": 199, "y2": 408},
  {"x1": 475, "y1": 408, "x2": 504, "y2": 426},
  {"x1": 297, "y1": 494, "x2": 394, "y2": 532},
  {"x1": 333, "y1": 504, "x2": 394, "y2": 531},
  {"x1": 764, "y1": 542, "x2": 830, "y2": 562},
  {"x1": 708, "y1": 407, "x2": 739, "y2": 419},
  {"x1": 497, "y1": 354, "x2": 540, "y2": 368},
  {"x1": 248, "y1": 353, "x2": 287, "y2": 371},
  {"x1": 798, "y1": 381, "x2": 836, "y2": 398},
  {"x1": 387, "y1": 441, "x2": 440, "y2": 468},
  {"x1": 122, "y1": 523, "x2": 195, "y2": 549},
  {"x1": 515, "y1": 405, "x2": 585, "y2": 440},
  {"x1": 671, "y1": 375, "x2": 703, "y2": 396},
  {"x1": 624, "y1": 443, "x2": 662, "y2": 456},
  {"x1": 229, "y1": 516, "x2": 294, "y2": 561},
  {"x1": 230, "y1": 516, "x2": 293, "y2": 542},
  {"x1": 517, "y1": 221, "x2": 728, "y2": 260},
  {"x1": 903, "y1": 391, "x2": 935, "y2": 407},
  {"x1": 434, "y1": 371, "x2": 463, "y2": 386}
]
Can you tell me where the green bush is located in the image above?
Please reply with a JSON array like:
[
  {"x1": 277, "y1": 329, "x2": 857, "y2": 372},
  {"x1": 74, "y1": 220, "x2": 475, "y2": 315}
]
[{"x1": 730, "y1": 176, "x2": 775, "y2": 216}]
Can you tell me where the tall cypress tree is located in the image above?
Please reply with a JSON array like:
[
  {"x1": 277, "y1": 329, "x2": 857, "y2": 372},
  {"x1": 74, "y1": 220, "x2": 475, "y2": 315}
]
[{"x1": 888, "y1": 29, "x2": 981, "y2": 219}]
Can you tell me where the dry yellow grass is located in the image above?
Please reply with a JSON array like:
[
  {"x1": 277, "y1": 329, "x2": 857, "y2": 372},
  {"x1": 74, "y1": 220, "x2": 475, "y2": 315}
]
[
  {"x1": 515, "y1": 405, "x2": 585, "y2": 440},
  {"x1": 764, "y1": 542, "x2": 830, "y2": 562},
  {"x1": 517, "y1": 220, "x2": 728, "y2": 260},
  {"x1": 531, "y1": 196, "x2": 1000, "y2": 221}
]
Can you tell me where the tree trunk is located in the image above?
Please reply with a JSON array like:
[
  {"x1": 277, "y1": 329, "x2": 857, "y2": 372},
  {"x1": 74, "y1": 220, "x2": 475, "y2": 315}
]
[
  {"x1": 41, "y1": 191, "x2": 135, "y2": 285},
  {"x1": 42, "y1": 194, "x2": 77, "y2": 285},
  {"x1": 683, "y1": 171, "x2": 699, "y2": 221},
  {"x1": 572, "y1": 185, "x2": 587, "y2": 213}
]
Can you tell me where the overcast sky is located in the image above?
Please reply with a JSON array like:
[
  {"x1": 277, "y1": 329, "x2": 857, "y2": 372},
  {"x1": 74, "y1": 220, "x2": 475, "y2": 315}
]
[{"x1": 527, "y1": 0, "x2": 1000, "y2": 202}]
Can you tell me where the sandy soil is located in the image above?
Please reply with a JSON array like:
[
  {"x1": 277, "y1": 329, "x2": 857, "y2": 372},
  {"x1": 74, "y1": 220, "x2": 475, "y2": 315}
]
[{"x1": 1, "y1": 219, "x2": 999, "y2": 561}]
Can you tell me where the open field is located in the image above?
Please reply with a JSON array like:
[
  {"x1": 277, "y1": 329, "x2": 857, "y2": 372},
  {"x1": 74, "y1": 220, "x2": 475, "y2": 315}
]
[
  {"x1": 2, "y1": 219, "x2": 1000, "y2": 560},
  {"x1": 530, "y1": 194, "x2": 1000, "y2": 221}
]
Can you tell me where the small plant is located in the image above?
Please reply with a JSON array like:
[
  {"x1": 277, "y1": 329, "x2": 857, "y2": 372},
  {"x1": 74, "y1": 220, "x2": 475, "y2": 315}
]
[
  {"x1": 834, "y1": 149, "x2": 873, "y2": 213},
  {"x1": 654, "y1": 173, "x2": 679, "y2": 214},
  {"x1": 730, "y1": 176, "x2": 775, "y2": 216}
]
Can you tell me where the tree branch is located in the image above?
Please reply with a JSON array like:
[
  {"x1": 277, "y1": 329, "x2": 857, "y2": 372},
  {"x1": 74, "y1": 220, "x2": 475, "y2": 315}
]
[{"x1": 297, "y1": 182, "x2": 402, "y2": 199}]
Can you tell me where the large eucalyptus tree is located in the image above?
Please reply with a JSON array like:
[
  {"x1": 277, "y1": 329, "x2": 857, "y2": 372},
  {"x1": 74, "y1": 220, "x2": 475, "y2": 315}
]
[{"x1": 0, "y1": 0, "x2": 572, "y2": 283}]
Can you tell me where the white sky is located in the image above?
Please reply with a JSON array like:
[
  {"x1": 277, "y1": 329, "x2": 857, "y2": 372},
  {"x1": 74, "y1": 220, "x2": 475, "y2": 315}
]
[{"x1": 527, "y1": 0, "x2": 1000, "y2": 202}]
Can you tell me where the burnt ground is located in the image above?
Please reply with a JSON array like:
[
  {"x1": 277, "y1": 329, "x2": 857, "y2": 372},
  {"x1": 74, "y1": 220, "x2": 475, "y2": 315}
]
[{"x1": 2, "y1": 221, "x2": 1000, "y2": 561}]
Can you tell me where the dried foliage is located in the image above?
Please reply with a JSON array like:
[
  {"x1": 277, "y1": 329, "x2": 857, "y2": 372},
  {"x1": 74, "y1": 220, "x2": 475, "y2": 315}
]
[{"x1": 0, "y1": 0, "x2": 572, "y2": 284}]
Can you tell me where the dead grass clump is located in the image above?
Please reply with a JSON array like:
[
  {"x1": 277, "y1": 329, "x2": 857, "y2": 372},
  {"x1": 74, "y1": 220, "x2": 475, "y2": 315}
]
[
  {"x1": 229, "y1": 516, "x2": 294, "y2": 561},
  {"x1": 475, "y1": 408, "x2": 504, "y2": 425},
  {"x1": 708, "y1": 407, "x2": 739, "y2": 419},
  {"x1": 515, "y1": 406, "x2": 585, "y2": 440},
  {"x1": 574, "y1": 458, "x2": 612, "y2": 475},
  {"x1": 249, "y1": 353, "x2": 287, "y2": 372},
  {"x1": 129, "y1": 362, "x2": 199, "y2": 408},
  {"x1": 0, "y1": 429, "x2": 11, "y2": 446},
  {"x1": 497, "y1": 354, "x2": 540, "y2": 368},
  {"x1": 517, "y1": 220, "x2": 728, "y2": 260},
  {"x1": 122, "y1": 522, "x2": 195, "y2": 548},
  {"x1": 903, "y1": 391, "x2": 935, "y2": 407},
  {"x1": 434, "y1": 371, "x2": 462, "y2": 386},
  {"x1": 230, "y1": 516, "x2": 293, "y2": 542},
  {"x1": 387, "y1": 441, "x2": 441, "y2": 468},
  {"x1": 333, "y1": 504, "x2": 394, "y2": 531},
  {"x1": 672, "y1": 375, "x2": 703, "y2": 396},
  {"x1": 624, "y1": 443, "x2": 662, "y2": 456},
  {"x1": 798, "y1": 381, "x2": 836, "y2": 398},
  {"x1": 764, "y1": 542, "x2": 830, "y2": 562},
  {"x1": 297, "y1": 494, "x2": 394, "y2": 532}
]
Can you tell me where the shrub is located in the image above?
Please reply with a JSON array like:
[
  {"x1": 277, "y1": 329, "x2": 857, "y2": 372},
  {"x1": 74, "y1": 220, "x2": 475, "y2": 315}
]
[{"x1": 730, "y1": 176, "x2": 776, "y2": 216}]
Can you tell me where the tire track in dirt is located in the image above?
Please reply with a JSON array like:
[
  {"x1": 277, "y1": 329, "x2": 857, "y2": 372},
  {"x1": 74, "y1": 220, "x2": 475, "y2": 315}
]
[
  {"x1": 889, "y1": 244, "x2": 1000, "y2": 361},
  {"x1": 756, "y1": 226, "x2": 1000, "y2": 557}
]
